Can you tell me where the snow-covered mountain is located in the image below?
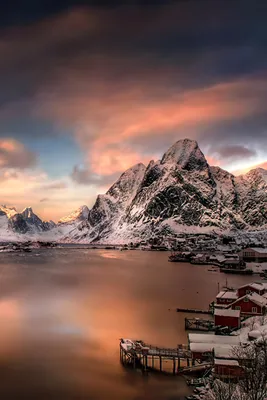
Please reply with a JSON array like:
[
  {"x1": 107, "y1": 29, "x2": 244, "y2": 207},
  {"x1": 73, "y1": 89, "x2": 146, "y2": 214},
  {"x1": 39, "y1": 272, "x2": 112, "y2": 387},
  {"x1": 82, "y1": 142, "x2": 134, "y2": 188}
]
[
  {"x1": 0, "y1": 139, "x2": 266, "y2": 244},
  {"x1": 63, "y1": 138, "x2": 267, "y2": 243},
  {"x1": 58, "y1": 205, "x2": 89, "y2": 225},
  {"x1": 0, "y1": 205, "x2": 55, "y2": 240}
]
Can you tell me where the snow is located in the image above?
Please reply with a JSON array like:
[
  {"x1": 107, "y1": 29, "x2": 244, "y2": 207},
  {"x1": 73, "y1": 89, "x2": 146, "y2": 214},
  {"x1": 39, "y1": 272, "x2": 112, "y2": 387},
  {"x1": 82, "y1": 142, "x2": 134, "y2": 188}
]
[
  {"x1": 214, "y1": 345, "x2": 239, "y2": 359},
  {"x1": 216, "y1": 290, "x2": 238, "y2": 300},
  {"x1": 161, "y1": 138, "x2": 207, "y2": 169},
  {"x1": 249, "y1": 247, "x2": 267, "y2": 254},
  {"x1": 1, "y1": 138, "x2": 266, "y2": 244},
  {"x1": 247, "y1": 262, "x2": 267, "y2": 273},
  {"x1": 214, "y1": 309, "x2": 240, "y2": 318},
  {"x1": 238, "y1": 282, "x2": 266, "y2": 291},
  {"x1": 214, "y1": 358, "x2": 239, "y2": 366},
  {"x1": 247, "y1": 292, "x2": 267, "y2": 306},
  {"x1": 188, "y1": 333, "x2": 240, "y2": 345},
  {"x1": 58, "y1": 205, "x2": 89, "y2": 224}
]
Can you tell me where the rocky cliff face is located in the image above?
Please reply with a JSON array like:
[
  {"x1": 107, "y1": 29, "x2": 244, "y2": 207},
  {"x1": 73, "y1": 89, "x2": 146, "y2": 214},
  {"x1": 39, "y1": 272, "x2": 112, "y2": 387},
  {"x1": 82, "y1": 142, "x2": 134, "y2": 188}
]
[
  {"x1": 0, "y1": 205, "x2": 56, "y2": 236},
  {"x1": 1, "y1": 139, "x2": 266, "y2": 244},
  {"x1": 63, "y1": 139, "x2": 267, "y2": 243}
]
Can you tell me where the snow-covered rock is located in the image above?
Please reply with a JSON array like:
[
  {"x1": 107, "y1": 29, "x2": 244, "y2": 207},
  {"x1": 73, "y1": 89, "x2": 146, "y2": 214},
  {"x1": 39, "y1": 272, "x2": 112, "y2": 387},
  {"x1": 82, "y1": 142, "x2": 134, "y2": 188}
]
[
  {"x1": 0, "y1": 205, "x2": 56, "y2": 239},
  {"x1": 63, "y1": 138, "x2": 267, "y2": 243},
  {"x1": 0, "y1": 139, "x2": 266, "y2": 244},
  {"x1": 58, "y1": 205, "x2": 89, "y2": 225}
]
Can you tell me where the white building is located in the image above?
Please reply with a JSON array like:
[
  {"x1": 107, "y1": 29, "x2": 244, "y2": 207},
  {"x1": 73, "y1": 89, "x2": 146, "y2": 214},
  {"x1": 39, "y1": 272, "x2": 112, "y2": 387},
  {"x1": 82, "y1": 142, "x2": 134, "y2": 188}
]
[{"x1": 239, "y1": 248, "x2": 267, "y2": 262}]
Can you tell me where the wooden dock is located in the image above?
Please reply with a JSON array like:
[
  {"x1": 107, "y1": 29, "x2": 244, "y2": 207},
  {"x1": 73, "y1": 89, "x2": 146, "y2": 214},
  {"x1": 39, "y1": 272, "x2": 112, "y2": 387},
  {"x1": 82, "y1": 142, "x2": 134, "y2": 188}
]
[
  {"x1": 185, "y1": 317, "x2": 215, "y2": 331},
  {"x1": 176, "y1": 307, "x2": 212, "y2": 315},
  {"x1": 120, "y1": 339, "x2": 203, "y2": 375}
]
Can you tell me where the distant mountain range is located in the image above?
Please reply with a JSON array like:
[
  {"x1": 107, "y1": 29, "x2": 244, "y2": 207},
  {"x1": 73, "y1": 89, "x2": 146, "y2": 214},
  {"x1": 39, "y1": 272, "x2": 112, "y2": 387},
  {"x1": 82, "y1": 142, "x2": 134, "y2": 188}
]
[{"x1": 0, "y1": 139, "x2": 266, "y2": 243}]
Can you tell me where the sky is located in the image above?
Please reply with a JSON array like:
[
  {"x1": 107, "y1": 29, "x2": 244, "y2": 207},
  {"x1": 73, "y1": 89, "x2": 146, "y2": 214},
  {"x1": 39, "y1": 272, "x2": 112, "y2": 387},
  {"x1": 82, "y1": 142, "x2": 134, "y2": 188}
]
[{"x1": 0, "y1": 0, "x2": 267, "y2": 221}]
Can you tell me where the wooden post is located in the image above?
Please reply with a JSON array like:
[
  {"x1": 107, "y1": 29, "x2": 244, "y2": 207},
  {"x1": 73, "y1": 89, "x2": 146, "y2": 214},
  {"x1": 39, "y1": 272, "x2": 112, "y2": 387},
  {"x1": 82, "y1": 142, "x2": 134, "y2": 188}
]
[
  {"x1": 173, "y1": 357, "x2": 176, "y2": 375},
  {"x1": 152, "y1": 356, "x2": 154, "y2": 369},
  {"x1": 159, "y1": 356, "x2": 162, "y2": 372},
  {"x1": 178, "y1": 356, "x2": 180, "y2": 371}
]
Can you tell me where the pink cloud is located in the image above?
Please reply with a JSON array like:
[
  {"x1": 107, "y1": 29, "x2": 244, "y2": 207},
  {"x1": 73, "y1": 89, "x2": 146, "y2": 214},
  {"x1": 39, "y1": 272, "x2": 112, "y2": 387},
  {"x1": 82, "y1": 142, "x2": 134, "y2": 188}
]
[
  {"x1": 36, "y1": 72, "x2": 267, "y2": 176},
  {"x1": 233, "y1": 161, "x2": 267, "y2": 175}
]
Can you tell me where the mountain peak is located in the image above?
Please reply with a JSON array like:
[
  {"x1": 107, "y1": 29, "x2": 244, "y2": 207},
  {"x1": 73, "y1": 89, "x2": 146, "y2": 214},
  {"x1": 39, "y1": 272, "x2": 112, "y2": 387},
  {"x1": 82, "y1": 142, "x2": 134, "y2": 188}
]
[
  {"x1": 106, "y1": 163, "x2": 146, "y2": 199},
  {"x1": 244, "y1": 167, "x2": 267, "y2": 184},
  {"x1": 21, "y1": 207, "x2": 33, "y2": 218},
  {"x1": 58, "y1": 205, "x2": 89, "y2": 224},
  {"x1": 161, "y1": 139, "x2": 208, "y2": 171}
]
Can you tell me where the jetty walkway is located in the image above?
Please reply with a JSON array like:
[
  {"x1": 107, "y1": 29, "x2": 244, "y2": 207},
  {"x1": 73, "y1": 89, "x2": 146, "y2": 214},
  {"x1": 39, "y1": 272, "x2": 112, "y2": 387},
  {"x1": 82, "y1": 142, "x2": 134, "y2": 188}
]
[{"x1": 120, "y1": 339, "x2": 204, "y2": 375}]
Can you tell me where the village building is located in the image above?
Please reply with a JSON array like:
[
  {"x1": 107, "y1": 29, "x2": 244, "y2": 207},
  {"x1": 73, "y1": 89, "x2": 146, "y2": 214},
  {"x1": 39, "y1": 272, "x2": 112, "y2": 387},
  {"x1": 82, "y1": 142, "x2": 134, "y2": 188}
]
[
  {"x1": 216, "y1": 289, "x2": 238, "y2": 305},
  {"x1": 239, "y1": 247, "x2": 267, "y2": 262},
  {"x1": 188, "y1": 333, "x2": 240, "y2": 361},
  {"x1": 229, "y1": 292, "x2": 267, "y2": 315},
  {"x1": 237, "y1": 282, "x2": 266, "y2": 297},
  {"x1": 214, "y1": 359, "x2": 243, "y2": 379},
  {"x1": 214, "y1": 308, "x2": 241, "y2": 329}
]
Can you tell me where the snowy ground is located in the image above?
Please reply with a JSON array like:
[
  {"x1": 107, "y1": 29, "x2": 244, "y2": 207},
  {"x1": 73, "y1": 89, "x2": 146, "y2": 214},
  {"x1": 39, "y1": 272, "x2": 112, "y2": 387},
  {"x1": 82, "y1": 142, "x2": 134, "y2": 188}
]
[{"x1": 247, "y1": 262, "x2": 267, "y2": 273}]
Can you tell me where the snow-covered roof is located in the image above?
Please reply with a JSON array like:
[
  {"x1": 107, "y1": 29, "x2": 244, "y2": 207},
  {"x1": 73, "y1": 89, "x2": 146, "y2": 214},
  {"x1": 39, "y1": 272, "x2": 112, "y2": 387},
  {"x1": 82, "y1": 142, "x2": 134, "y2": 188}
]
[
  {"x1": 214, "y1": 309, "x2": 240, "y2": 318},
  {"x1": 248, "y1": 329, "x2": 267, "y2": 340},
  {"x1": 214, "y1": 345, "x2": 239, "y2": 359},
  {"x1": 238, "y1": 282, "x2": 265, "y2": 291},
  {"x1": 190, "y1": 342, "x2": 214, "y2": 353},
  {"x1": 216, "y1": 290, "x2": 238, "y2": 300},
  {"x1": 188, "y1": 333, "x2": 240, "y2": 345},
  {"x1": 231, "y1": 292, "x2": 267, "y2": 308},
  {"x1": 249, "y1": 248, "x2": 267, "y2": 254},
  {"x1": 248, "y1": 292, "x2": 267, "y2": 307},
  {"x1": 214, "y1": 358, "x2": 239, "y2": 366}
]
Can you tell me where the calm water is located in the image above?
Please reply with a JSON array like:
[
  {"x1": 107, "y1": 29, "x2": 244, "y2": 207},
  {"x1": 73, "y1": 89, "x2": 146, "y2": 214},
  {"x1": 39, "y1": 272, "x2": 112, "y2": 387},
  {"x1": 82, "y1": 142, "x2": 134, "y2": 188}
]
[{"x1": 0, "y1": 249, "x2": 253, "y2": 399}]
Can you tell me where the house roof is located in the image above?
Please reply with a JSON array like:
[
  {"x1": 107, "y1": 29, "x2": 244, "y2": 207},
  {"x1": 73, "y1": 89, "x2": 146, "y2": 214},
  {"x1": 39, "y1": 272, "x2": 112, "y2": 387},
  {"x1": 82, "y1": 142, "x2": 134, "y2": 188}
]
[
  {"x1": 248, "y1": 292, "x2": 267, "y2": 306},
  {"x1": 238, "y1": 282, "x2": 265, "y2": 291},
  {"x1": 190, "y1": 342, "x2": 214, "y2": 353},
  {"x1": 245, "y1": 247, "x2": 267, "y2": 254},
  {"x1": 231, "y1": 292, "x2": 267, "y2": 308},
  {"x1": 214, "y1": 358, "x2": 239, "y2": 366},
  {"x1": 249, "y1": 248, "x2": 267, "y2": 254},
  {"x1": 214, "y1": 345, "x2": 239, "y2": 359},
  {"x1": 188, "y1": 333, "x2": 240, "y2": 345},
  {"x1": 216, "y1": 290, "x2": 238, "y2": 300},
  {"x1": 214, "y1": 309, "x2": 240, "y2": 318}
]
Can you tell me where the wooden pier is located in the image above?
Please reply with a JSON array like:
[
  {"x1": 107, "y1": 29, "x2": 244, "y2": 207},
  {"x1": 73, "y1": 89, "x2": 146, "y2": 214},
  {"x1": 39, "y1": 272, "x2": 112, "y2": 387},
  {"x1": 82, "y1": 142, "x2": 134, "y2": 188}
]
[
  {"x1": 185, "y1": 317, "x2": 215, "y2": 331},
  {"x1": 176, "y1": 307, "x2": 212, "y2": 315},
  {"x1": 120, "y1": 339, "x2": 205, "y2": 375}
]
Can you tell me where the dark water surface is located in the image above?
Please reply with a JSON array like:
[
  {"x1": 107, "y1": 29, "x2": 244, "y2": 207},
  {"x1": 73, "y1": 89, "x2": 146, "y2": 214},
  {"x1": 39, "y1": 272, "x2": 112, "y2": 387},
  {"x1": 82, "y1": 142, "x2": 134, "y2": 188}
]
[{"x1": 0, "y1": 249, "x2": 253, "y2": 399}]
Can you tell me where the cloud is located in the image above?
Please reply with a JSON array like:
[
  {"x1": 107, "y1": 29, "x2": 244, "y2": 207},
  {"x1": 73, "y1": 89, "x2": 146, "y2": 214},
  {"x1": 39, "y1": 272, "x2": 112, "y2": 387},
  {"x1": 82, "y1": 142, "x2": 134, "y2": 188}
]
[
  {"x1": 40, "y1": 198, "x2": 49, "y2": 203},
  {"x1": 0, "y1": 2, "x2": 267, "y2": 192},
  {"x1": 40, "y1": 181, "x2": 67, "y2": 190},
  {"x1": 39, "y1": 72, "x2": 267, "y2": 177},
  {"x1": 211, "y1": 145, "x2": 257, "y2": 162},
  {"x1": 71, "y1": 165, "x2": 121, "y2": 188},
  {"x1": 233, "y1": 160, "x2": 267, "y2": 175},
  {"x1": 0, "y1": 139, "x2": 36, "y2": 169}
]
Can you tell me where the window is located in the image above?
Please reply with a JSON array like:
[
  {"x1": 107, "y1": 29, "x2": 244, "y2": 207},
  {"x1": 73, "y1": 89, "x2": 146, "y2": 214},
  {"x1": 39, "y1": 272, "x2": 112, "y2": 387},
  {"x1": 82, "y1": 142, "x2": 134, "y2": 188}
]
[
  {"x1": 246, "y1": 290, "x2": 251, "y2": 294},
  {"x1": 252, "y1": 307, "x2": 257, "y2": 313},
  {"x1": 244, "y1": 297, "x2": 249, "y2": 302},
  {"x1": 235, "y1": 306, "x2": 241, "y2": 310}
]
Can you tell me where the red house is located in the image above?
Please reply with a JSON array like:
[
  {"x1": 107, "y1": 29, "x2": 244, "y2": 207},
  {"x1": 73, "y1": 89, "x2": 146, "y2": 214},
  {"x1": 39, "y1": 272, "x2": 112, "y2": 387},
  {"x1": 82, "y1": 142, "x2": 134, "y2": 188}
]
[
  {"x1": 214, "y1": 308, "x2": 241, "y2": 328},
  {"x1": 214, "y1": 359, "x2": 243, "y2": 379},
  {"x1": 237, "y1": 282, "x2": 266, "y2": 298},
  {"x1": 216, "y1": 290, "x2": 238, "y2": 305},
  {"x1": 229, "y1": 292, "x2": 267, "y2": 315}
]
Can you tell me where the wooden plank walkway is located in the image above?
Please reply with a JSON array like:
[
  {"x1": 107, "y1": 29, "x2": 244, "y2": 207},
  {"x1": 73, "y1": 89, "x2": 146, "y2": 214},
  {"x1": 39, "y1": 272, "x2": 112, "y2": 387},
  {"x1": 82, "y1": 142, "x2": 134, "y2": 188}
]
[
  {"x1": 185, "y1": 317, "x2": 215, "y2": 331},
  {"x1": 120, "y1": 339, "x2": 201, "y2": 375},
  {"x1": 176, "y1": 307, "x2": 212, "y2": 315}
]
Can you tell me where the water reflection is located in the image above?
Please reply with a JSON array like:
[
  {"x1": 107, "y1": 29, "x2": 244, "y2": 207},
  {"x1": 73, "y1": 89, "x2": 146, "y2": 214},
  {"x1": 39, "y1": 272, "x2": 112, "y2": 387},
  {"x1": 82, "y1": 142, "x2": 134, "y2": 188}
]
[{"x1": 0, "y1": 249, "x2": 253, "y2": 399}]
